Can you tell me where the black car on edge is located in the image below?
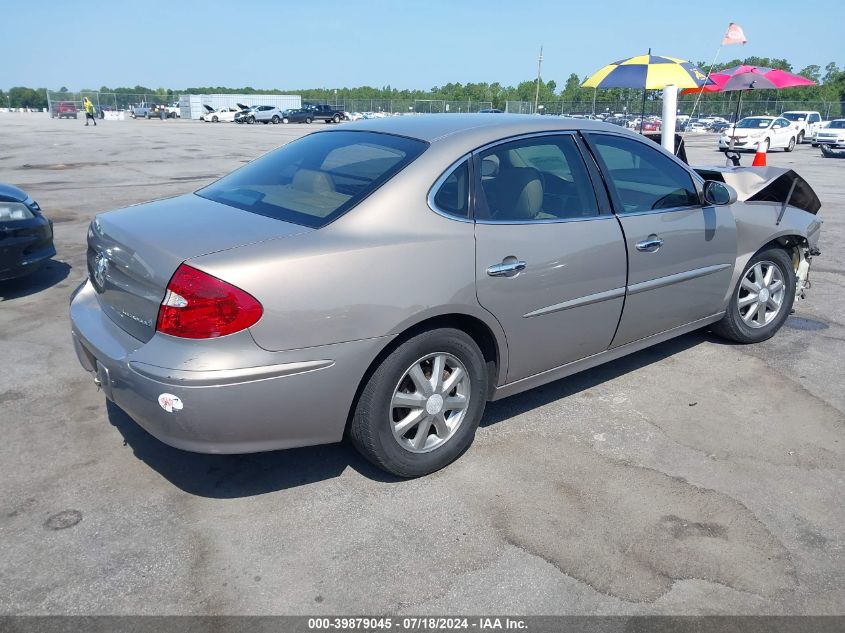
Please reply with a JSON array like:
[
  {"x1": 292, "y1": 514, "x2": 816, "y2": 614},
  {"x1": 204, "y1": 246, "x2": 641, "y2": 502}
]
[{"x1": 0, "y1": 184, "x2": 55, "y2": 281}]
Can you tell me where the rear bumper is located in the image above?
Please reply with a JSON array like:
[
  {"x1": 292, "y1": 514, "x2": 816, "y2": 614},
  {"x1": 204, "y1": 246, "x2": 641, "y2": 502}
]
[{"x1": 69, "y1": 280, "x2": 389, "y2": 454}]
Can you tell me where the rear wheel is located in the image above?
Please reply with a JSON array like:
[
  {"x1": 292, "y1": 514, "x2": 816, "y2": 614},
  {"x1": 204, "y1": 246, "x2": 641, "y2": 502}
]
[
  {"x1": 305, "y1": 117, "x2": 312, "y2": 124},
  {"x1": 272, "y1": 115, "x2": 280, "y2": 124},
  {"x1": 350, "y1": 328, "x2": 489, "y2": 477},
  {"x1": 797, "y1": 131, "x2": 805, "y2": 144},
  {"x1": 282, "y1": 117, "x2": 289, "y2": 124},
  {"x1": 333, "y1": 114, "x2": 341, "y2": 123},
  {"x1": 786, "y1": 136, "x2": 796, "y2": 152},
  {"x1": 710, "y1": 247, "x2": 795, "y2": 344},
  {"x1": 248, "y1": 116, "x2": 255, "y2": 124}
]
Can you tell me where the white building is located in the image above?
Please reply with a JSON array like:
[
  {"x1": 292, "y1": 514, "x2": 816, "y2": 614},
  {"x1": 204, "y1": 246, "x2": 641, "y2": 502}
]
[{"x1": 179, "y1": 94, "x2": 302, "y2": 120}]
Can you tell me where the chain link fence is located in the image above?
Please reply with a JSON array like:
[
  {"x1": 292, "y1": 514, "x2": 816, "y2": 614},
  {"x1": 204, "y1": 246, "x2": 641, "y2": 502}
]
[
  {"x1": 46, "y1": 91, "x2": 176, "y2": 117},
  {"x1": 505, "y1": 98, "x2": 845, "y2": 120}
]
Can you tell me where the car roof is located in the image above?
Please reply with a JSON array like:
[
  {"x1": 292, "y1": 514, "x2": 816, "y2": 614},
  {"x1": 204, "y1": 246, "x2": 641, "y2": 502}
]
[{"x1": 339, "y1": 113, "x2": 629, "y2": 145}]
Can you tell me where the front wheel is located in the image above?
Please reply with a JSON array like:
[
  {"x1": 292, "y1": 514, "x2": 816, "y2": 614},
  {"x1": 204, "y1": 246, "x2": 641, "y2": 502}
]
[
  {"x1": 282, "y1": 117, "x2": 289, "y2": 124},
  {"x1": 350, "y1": 328, "x2": 489, "y2": 477},
  {"x1": 333, "y1": 114, "x2": 341, "y2": 123},
  {"x1": 785, "y1": 136, "x2": 796, "y2": 152},
  {"x1": 212, "y1": 115, "x2": 218, "y2": 122},
  {"x1": 247, "y1": 116, "x2": 255, "y2": 124},
  {"x1": 710, "y1": 247, "x2": 796, "y2": 344}
]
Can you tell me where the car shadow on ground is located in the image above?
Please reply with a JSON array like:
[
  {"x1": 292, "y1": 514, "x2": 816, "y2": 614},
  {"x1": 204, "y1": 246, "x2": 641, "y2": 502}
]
[
  {"x1": 107, "y1": 330, "x2": 713, "y2": 498},
  {"x1": 106, "y1": 400, "x2": 403, "y2": 498},
  {"x1": 481, "y1": 331, "x2": 710, "y2": 427},
  {"x1": 0, "y1": 260, "x2": 71, "y2": 301}
]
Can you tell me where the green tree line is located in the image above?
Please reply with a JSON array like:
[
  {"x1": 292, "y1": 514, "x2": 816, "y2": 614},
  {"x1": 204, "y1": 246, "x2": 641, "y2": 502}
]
[{"x1": 3, "y1": 57, "x2": 843, "y2": 111}]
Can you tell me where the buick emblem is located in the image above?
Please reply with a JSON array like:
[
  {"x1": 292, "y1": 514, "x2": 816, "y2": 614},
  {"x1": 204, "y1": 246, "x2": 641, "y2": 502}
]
[{"x1": 93, "y1": 253, "x2": 109, "y2": 288}]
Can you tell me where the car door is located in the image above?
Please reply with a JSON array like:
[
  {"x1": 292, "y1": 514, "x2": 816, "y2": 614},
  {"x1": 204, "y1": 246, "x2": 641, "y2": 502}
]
[
  {"x1": 774, "y1": 118, "x2": 792, "y2": 147},
  {"x1": 583, "y1": 132, "x2": 737, "y2": 347},
  {"x1": 471, "y1": 133, "x2": 628, "y2": 383}
]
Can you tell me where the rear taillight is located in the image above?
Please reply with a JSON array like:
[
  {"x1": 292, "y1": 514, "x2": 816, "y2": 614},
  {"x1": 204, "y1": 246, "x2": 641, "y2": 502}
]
[{"x1": 156, "y1": 264, "x2": 263, "y2": 339}]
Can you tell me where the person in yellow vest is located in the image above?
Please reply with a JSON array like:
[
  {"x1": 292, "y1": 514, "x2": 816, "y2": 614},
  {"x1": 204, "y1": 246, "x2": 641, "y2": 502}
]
[{"x1": 83, "y1": 97, "x2": 97, "y2": 126}]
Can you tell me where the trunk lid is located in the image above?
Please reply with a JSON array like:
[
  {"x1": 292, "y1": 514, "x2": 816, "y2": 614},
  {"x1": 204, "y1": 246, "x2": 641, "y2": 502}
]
[{"x1": 87, "y1": 193, "x2": 311, "y2": 342}]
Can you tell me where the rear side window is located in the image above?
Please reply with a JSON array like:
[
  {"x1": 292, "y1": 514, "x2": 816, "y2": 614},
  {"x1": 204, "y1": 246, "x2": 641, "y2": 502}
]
[
  {"x1": 197, "y1": 131, "x2": 427, "y2": 228},
  {"x1": 432, "y1": 160, "x2": 470, "y2": 218},
  {"x1": 588, "y1": 134, "x2": 700, "y2": 213}
]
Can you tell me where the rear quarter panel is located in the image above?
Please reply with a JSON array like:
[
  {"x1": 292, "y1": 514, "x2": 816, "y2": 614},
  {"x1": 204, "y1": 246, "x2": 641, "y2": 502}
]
[{"x1": 189, "y1": 149, "x2": 510, "y2": 383}]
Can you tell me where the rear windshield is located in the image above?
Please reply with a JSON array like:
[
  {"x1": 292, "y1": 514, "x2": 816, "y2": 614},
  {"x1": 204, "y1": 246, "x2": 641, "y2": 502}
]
[
  {"x1": 197, "y1": 131, "x2": 427, "y2": 228},
  {"x1": 828, "y1": 120, "x2": 845, "y2": 129},
  {"x1": 736, "y1": 118, "x2": 772, "y2": 129}
]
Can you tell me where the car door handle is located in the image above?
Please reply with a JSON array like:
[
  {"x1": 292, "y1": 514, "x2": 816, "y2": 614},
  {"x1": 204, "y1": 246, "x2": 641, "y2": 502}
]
[
  {"x1": 636, "y1": 236, "x2": 664, "y2": 252},
  {"x1": 487, "y1": 260, "x2": 527, "y2": 277}
]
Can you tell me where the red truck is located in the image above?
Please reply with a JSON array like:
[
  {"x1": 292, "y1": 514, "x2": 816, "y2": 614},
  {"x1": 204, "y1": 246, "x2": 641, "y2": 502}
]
[{"x1": 53, "y1": 101, "x2": 78, "y2": 119}]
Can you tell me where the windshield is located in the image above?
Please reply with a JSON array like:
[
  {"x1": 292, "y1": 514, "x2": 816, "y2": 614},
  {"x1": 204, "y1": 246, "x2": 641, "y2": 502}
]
[
  {"x1": 736, "y1": 118, "x2": 772, "y2": 129},
  {"x1": 197, "y1": 131, "x2": 428, "y2": 229},
  {"x1": 782, "y1": 113, "x2": 807, "y2": 121},
  {"x1": 828, "y1": 120, "x2": 845, "y2": 129}
]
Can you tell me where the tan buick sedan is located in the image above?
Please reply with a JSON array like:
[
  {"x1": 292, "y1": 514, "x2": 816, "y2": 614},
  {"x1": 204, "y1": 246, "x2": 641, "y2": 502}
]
[{"x1": 71, "y1": 115, "x2": 822, "y2": 476}]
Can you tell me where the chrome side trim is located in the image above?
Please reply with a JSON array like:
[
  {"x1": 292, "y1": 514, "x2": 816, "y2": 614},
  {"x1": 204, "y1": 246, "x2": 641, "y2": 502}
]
[
  {"x1": 523, "y1": 286, "x2": 625, "y2": 318},
  {"x1": 492, "y1": 312, "x2": 724, "y2": 400},
  {"x1": 627, "y1": 263, "x2": 733, "y2": 296},
  {"x1": 129, "y1": 359, "x2": 335, "y2": 387}
]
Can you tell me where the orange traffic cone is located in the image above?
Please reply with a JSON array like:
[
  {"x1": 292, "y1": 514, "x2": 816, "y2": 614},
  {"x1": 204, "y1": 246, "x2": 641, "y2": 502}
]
[{"x1": 752, "y1": 141, "x2": 768, "y2": 166}]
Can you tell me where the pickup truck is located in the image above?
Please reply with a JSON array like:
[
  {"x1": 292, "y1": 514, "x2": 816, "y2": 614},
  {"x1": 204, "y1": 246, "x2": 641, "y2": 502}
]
[
  {"x1": 304, "y1": 104, "x2": 347, "y2": 123},
  {"x1": 780, "y1": 111, "x2": 822, "y2": 144}
]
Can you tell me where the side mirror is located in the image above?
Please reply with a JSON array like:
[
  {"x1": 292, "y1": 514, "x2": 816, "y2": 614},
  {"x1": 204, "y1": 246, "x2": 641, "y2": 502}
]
[{"x1": 703, "y1": 180, "x2": 737, "y2": 206}]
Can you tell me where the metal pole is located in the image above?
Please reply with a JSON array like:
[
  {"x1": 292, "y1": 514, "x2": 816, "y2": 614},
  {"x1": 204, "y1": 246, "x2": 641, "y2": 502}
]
[
  {"x1": 661, "y1": 85, "x2": 677, "y2": 152},
  {"x1": 533, "y1": 45, "x2": 543, "y2": 114}
]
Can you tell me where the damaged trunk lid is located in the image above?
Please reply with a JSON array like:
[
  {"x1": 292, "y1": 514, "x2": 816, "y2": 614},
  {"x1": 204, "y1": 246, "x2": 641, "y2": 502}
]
[
  {"x1": 695, "y1": 166, "x2": 821, "y2": 215},
  {"x1": 87, "y1": 193, "x2": 311, "y2": 342}
]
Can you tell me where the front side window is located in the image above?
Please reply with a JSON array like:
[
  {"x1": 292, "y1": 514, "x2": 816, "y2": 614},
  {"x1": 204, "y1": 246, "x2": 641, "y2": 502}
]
[
  {"x1": 432, "y1": 160, "x2": 470, "y2": 218},
  {"x1": 588, "y1": 134, "x2": 700, "y2": 213},
  {"x1": 476, "y1": 135, "x2": 598, "y2": 221},
  {"x1": 197, "y1": 131, "x2": 427, "y2": 228}
]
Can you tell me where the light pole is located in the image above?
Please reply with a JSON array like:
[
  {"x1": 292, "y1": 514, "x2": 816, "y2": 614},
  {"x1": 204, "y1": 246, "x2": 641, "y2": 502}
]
[{"x1": 533, "y1": 45, "x2": 543, "y2": 114}]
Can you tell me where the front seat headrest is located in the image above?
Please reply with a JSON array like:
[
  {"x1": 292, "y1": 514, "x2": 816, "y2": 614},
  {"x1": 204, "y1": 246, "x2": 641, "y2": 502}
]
[
  {"x1": 494, "y1": 167, "x2": 543, "y2": 220},
  {"x1": 292, "y1": 169, "x2": 335, "y2": 194}
]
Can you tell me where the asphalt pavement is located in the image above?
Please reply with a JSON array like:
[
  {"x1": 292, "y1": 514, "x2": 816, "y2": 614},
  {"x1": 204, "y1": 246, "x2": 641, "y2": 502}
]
[{"x1": 0, "y1": 115, "x2": 842, "y2": 615}]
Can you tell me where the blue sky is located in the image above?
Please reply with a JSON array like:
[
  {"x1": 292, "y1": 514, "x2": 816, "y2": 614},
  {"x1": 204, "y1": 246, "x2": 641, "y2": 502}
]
[{"x1": 3, "y1": 0, "x2": 843, "y2": 90}]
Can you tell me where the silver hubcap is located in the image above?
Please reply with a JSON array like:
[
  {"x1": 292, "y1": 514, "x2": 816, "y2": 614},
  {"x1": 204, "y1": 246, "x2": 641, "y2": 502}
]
[
  {"x1": 737, "y1": 261, "x2": 785, "y2": 329},
  {"x1": 390, "y1": 353, "x2": 471, "y2": 453}
]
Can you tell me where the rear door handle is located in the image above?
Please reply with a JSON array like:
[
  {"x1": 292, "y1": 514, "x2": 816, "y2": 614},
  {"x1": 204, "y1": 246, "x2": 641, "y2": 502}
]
[
  {"x1": 487, "y1": 260, "x2": 527, "y2": 277},
  {"x1": 636, "y1": 236, "x2": 664, "y2": 252}
]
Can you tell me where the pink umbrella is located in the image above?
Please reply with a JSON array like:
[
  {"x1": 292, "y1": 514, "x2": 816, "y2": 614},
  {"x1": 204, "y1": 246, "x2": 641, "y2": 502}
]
[
  {"x1": 681, "y1": 65, "x2": 816, "y2": 95},
  {"x1": 681, "y1": 66, "x2": 816, "y2": 154}
]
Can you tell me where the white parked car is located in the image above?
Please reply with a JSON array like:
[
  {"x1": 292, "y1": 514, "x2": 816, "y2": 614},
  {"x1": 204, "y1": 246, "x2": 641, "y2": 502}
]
[
  {"x1": 344, "y1": 111, "x2": 364, "y2": 121},
  {"x1": 200, "y1": 105, "x2": 240, "y2": 123},
  {"x1": 781, "y1": 110, "x2": 822, "y2": 144},
  {"x1": 719, "y1": 116, "x2": 798, "y2": 152},
  {"x1": 814, "y1": 119, "x2": 845, "y2": 149}
]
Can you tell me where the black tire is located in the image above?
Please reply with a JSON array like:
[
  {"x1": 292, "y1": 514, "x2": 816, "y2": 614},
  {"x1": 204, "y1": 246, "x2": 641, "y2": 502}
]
[
  {"x1": 811, "y1": 143, "x2": 818, "y2": 148},
  {"x1": 305, "y1": 117, "x2": 312, "y2": 124},
  {"x1": 710, "y1": 247, "x2": 796, "y2": 344},
  {"x1": 212, "y1": 115, "x2": 218, "y2": 122},
  {"x1": 282, "y1": 117, "x2": 289, "y2": 124},
  {"x1": 797, "y1": 131, "x2": 805, "y2": 144},
  {"x1": 248, "y1": 116, "x2": 255, "y2": 124},
  {"x1": 272, "y1": 115, "x2": 280, "y2": 124},
  {"x1": 785, "y1": 136, "x2": 796, "y2": 152},
  {"x1": 262, "y1": 120, "x2": 269, "y2": 124},
  {"x1": 333, "y1": 114, "x2": 341, "y2": 123},
  {"x1": 350, "y1": 328, "x2": 489, "y2": 477}
]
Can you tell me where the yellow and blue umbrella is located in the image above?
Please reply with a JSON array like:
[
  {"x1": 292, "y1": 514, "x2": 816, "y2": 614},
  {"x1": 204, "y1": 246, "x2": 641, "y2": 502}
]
[{"x1": 582, "y1": 53, "x2": 711, "y2": 90}]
